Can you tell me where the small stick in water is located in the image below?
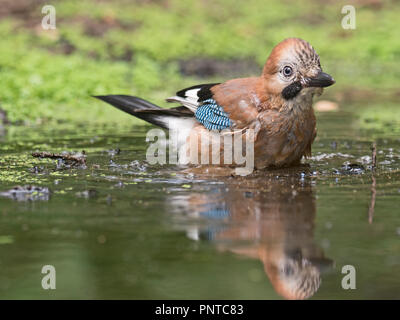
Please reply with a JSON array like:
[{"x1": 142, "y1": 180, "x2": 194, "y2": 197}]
[
  {"x1": 371, "y1": 142, "x2": 377, "y2": 169},
  {"x1": 32, "y1": 151, "x2": 86, "y2": 165},
  {"x1": 368, "y1": 142, "x2": 377, "y2": 224}
]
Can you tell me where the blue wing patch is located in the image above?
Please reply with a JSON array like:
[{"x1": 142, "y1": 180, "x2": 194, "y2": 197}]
[{"x1": 195, "y1": 99, "x2": 232, "y2": 130}]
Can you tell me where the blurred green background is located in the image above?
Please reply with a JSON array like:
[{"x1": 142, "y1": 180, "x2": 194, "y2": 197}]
[{"x1": 0, "y1": 0, "x2": 399, "y2": 124}]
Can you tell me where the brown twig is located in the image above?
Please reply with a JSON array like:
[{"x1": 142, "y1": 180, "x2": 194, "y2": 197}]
[
  {"x1": 371, "y1": 142, "x2": 377, "y2": 169},
  {"x1": 368, "y1": 142, "x2": 377, "y2": 224},
  {"x1": 32, "y1": 151, "x2": 86, "y2": 165}
]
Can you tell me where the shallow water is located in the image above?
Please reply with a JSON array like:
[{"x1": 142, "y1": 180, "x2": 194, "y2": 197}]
[{"x1": 0, "y1": 105, "x2": 399, "y2": 299}]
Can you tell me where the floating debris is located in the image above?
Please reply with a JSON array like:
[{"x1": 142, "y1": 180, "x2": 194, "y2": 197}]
[
  {"x1": 0, "y1": 185, "x2": 51, "y2": 201},
  {"x1": 32, "y1": 151, "x2": 87, "y2": 169},
  {"x1": 333, "y1": 163, "x2": 365, "y2": 175},
  {"x1": 311, "y1": 152, "x2": 353, "y2": 162},
  {"x1": 109, "y1": 159, "x2": 127, "y2": 169},
  {"x1": 129, "y1": 160, "x2": 147, "y2": 172},
  {"x1": 106, "y1": 148, "x2": 121, "y2": 157},
  {"x1": 29, "y1": 165, "x2": 45, "y2": 174},
  {"x1": 357, "y1": 155, "x2": 372, "y2": 164}
]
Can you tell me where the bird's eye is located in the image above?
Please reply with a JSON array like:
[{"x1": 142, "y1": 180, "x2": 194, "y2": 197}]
[{"x1": 283, "y1": 66, "x2": 293, "y2": 77}]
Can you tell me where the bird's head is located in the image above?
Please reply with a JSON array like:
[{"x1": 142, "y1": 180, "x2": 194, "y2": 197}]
[{"x1": 262, "y1": 38, "x2": 335, "y2": 100}]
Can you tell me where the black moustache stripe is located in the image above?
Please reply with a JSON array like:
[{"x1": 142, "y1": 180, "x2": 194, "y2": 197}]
[{"x1": 282, "y1": 81, "x2": 302, "y2": 100}]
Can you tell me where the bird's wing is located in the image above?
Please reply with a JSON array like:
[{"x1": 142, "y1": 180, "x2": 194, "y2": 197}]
[
  {"x1": 167, "y1": 79, "x2": 261, "y2": 131},
  {"x1": 166, "y1": 83, "x2": 220, "y2": 112},
  {"x1": 211, "y1": 78, "x2": 262, "y2": 128},
  {"x1": 167, "y1": 83, "x2": 233, "y2": 131}
]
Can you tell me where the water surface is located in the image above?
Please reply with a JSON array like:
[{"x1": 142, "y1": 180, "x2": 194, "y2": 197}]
[{"x1": 0, "y1": 105, "x2": 399, "y2": 299}]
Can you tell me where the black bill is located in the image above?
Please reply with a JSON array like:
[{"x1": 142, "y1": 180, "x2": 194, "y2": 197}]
[{"x1": 305, "y1": 71, "x2": 335, "y2": 88}]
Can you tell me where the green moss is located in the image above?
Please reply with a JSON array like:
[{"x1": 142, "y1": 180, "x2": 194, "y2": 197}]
[
  {"x1": 357, "y1": 103, "x2": 400, "y2": 135},
  {"x1": 0, "y1": 0, "x2": 399, "y2": 123}
]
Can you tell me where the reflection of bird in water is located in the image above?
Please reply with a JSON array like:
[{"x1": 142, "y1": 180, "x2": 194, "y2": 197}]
[{"x1": 170, "y1": 171, "x2": 333, "y2": 300}]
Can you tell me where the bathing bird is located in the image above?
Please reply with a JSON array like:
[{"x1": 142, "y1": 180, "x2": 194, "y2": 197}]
[{"x1": 95, "y1": 38, "x2": 334, "y2": 170}]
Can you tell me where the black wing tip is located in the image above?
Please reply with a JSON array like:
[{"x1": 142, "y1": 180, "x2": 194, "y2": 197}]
[
  {"x1": 176, "y1": 83, "x2": 220, "y2": 98},
  {"x1": 92, "y1": 94, "x2": 139, "y2": 99},
  {"x1": 93, "y1": 95, "x2": 154, "y2": 105},
  {"x1": 92, "y1": 95, "x2": 119, "y2": 102},
  {"x1": 93, "y1": 95, "x2": 112, "y2": 104}
]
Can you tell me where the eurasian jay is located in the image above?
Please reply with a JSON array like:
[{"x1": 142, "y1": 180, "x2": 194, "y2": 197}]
[{"x1": 95, "y1": 38, "x2": 334, "y2": 170}]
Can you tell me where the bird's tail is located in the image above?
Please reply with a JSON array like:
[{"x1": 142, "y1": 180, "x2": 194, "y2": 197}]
[{"x1": 94, "y1": 95, "x2": 195, "y2": 130}]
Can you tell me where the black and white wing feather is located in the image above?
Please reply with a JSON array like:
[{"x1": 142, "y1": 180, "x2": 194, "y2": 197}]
[
  {"x1": 167, "y1": 83, "x2": 233, "y2": 131},
  {"x1": 166, "y1": 83, "x2": 220, "y2": 112}
]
